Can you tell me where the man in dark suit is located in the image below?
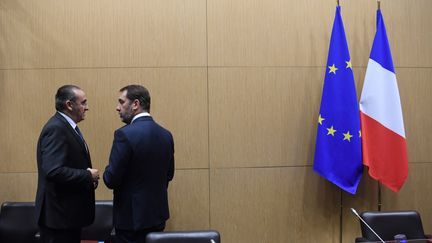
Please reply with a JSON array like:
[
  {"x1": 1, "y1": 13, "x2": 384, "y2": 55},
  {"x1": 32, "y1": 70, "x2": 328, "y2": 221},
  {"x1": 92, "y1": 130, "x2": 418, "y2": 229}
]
[
  {"x1": 36, "y1": 85, "x2": 100, "y2": 243},
  {"x1": 103, "y1": 84, "x2": 175, "y2": 243}
]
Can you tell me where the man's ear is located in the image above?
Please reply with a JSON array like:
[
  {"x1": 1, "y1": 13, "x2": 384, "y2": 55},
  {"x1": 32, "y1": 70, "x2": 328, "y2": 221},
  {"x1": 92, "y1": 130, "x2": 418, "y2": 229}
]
[
  {"x1": 65, "y1": 100, "x2": 74, "y2": 111},
  {"x1": 132, "y1": 99, "x2": 140, "y2": 111}
]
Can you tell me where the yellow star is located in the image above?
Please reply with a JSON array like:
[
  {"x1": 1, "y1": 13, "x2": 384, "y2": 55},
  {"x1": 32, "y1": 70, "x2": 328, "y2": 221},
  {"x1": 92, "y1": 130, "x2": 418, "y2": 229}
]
[
  {"x1": 346, "y1": 60, "x2": 352, "y2": 69},
  {"x1": 328, "y1": 64, "x2": 338, "y2": 74},
  {"x1": 343, "y1": 131, "x2": 353, "y2": 142},
  {"x1": 327, "y1": 126, "x2": 336, "y2": 136},
  {"x1": 318, "y1": 114, "x2": 325, "y2": 125}
]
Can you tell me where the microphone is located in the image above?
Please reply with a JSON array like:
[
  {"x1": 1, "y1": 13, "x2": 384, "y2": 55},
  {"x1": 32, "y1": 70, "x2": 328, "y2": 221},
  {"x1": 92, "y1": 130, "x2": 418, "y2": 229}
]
[{"x1": 350, "y1": 208, "x2": 385, "y2": 243}]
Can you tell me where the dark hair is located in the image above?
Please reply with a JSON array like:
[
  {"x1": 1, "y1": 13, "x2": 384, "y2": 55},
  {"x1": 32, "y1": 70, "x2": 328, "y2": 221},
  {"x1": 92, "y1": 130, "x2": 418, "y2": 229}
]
[
  {"x1": 120, "y1": 85, "x2": 151, "y2": 112},
  {"x1": 55, "y1": 85, "x2": 81, "y2": 111}
]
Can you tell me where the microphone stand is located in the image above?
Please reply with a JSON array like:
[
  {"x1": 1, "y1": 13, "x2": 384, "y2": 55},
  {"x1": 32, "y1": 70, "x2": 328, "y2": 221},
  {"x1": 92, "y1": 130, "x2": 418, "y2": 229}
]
[{"x1": 350, "y1": 208, "x2": 385, "y2": 243}]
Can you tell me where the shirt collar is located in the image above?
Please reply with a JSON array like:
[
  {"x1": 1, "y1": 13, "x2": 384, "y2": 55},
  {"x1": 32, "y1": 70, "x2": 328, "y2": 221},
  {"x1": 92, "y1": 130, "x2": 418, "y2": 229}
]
[
  {"x1": 58, "y1": 111, "x2": 77, "y2": 129},
  {"x1": 131, "y1": 112, "x2": 151, "y2": 124}
]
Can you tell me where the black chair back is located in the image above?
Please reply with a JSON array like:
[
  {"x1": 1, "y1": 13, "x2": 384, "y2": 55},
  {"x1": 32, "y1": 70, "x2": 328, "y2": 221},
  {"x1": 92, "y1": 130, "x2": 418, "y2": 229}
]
[
  {"x1": 81, "y1": 200, "x2": 114, "y2": 242},
  {"x1": 146, "y1": 230, "x2": 220, "y2": 243},
  {"x1": 0, "y1": 202, "x2": 39, "y2": 243},
  {"x1": 359, "y1": 210, "x2": 426, "y2": 241}
]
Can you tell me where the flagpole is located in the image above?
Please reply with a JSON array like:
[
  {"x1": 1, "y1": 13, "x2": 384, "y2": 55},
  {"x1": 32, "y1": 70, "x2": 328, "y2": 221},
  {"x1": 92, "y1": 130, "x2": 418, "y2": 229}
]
[
  {"x1": 377, "y1": 182, "x2": 382, "y2": 211},
  {"x1": 337, "y1": 0, "x2": 339, "y2": 6},
  {"x1": 339, "y1": 190, "x2": 343, "y2": 243},
  {"x1": 377, "y1": 0, "x2": 380, "y2": 10}
]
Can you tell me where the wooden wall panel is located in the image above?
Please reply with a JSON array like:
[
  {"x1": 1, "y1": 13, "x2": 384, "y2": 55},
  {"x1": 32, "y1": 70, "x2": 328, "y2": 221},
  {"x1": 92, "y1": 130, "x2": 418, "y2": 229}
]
[
  {"x1": 210, "y1": 167, "x2": 340, "y2": 243},
  {"x1": 0, "y1": 72, "x2": 61, "y2": 172},
  {"x1": 208, "y1": 0, "x2": 432, "y2": 67},
  {"x1": 0, "y1": 172, "x2": 37, "y2": 202},
  {"x1": 0, "y1": 0, "x2": 207, "y2": 69},
  {"x1": 397, "y1": 68, "x2": 432, "y2": 162},
  {"x1": 167, "y1": 169, "x2": 210, "y2": 230},
  {"x1": 0, "y1": 67, "x2": 208, "y2": 172},
  {"x1": 381, "y1": 163, "x2": 432, "y2": 235},
  {"x1": 207, "y1": 0, "x2": 378, "y2": 67},
  {"x1": 383, "y1": 0, "x2": 432, "y2": 67},
  {"x1": 207, "y1": 0, "x2": 334, "y2": 66},
  {"x1": 209, "y1": 67, "x2": 322, "y2": 168}
]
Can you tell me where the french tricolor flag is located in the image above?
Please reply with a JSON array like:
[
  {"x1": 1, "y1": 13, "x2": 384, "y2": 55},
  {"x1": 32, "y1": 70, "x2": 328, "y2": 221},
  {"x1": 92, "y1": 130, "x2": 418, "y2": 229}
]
[{"x1": 359, "y1": 9, "x2": 408, "y2": 192}]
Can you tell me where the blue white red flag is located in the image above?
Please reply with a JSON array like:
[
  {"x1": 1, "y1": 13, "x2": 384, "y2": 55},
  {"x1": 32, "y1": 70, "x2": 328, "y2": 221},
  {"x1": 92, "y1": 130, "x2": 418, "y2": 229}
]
[{"x1": 359, "y1": 9, "x2": 408, "y2": 192}]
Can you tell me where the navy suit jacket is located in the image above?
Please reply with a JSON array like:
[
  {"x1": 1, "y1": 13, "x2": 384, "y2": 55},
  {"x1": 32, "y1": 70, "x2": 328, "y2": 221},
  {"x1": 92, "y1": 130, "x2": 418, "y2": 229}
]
[
  {"x1": 103, "y1": 116, "x2": 175, "y2": 230},
  {"x1": 35, "y1": 112, "x2": 95, "y2": 229}
]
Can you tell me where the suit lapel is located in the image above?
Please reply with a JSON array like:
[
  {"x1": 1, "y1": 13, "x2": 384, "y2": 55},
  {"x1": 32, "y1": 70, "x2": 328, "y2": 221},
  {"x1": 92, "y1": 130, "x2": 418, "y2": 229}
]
[{"x1": 54, "y1": 113, "x2": 92, "y2": 164}]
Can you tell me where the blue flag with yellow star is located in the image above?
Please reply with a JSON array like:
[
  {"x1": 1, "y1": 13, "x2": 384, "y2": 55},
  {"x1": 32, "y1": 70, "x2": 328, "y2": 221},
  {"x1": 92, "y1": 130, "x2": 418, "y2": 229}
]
[{"x1": 313, "y1": 6, "x2": 363, "y2": 194}]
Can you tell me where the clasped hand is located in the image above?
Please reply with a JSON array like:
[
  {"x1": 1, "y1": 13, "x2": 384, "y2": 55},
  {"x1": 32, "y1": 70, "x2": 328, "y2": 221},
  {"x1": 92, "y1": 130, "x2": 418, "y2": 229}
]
[{"x1": 87, "y1": 168, "x2": 100, "y2": 189}]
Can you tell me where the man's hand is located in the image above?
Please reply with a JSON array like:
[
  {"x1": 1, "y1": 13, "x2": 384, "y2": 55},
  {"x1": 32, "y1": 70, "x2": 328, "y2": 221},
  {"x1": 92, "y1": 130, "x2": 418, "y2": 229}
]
[
  {"x1": 87, "y1": 168, "x2": 100, "y2": 189},
  {"x1": 93, "y1": 180, "x2": 99, "y2": 189},
  {"x1": 87, "y1": 168, "x2": 100, "y2": 181}
]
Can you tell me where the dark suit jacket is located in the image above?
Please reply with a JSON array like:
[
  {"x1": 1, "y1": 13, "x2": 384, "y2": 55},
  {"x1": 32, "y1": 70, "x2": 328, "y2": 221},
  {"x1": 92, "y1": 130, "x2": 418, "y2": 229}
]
[
  {"x1": 35, "y1": 112, "x2": 95, "y2": 229},
  {"x1": 103, "y1": 116, "x2": 175, "y2": 231}
]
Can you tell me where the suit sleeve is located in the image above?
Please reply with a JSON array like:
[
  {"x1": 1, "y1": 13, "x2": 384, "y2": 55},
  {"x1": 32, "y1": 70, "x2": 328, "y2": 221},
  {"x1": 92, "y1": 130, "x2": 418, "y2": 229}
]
[
  {"x1": 167, "y1": 132, "x2": 175, "y2": 186},
  {"x1": 103, "y1": 130, "x2": 132, "y2": 189},
  {"x1": 40, "y1": 126, "x2": 93, "y2": 188}
]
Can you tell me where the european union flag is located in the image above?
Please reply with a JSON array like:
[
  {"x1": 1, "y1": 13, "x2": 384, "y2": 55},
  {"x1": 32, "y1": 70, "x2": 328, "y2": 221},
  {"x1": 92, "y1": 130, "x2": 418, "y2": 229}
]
[{"x1": 313, "y1": 6, "x2": 363, "y2": 194}]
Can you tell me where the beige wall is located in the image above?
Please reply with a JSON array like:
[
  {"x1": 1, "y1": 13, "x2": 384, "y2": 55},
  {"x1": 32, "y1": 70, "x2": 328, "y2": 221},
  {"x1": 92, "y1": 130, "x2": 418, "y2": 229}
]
[{"x1": 1, "y1": 0, "x2": 432, "y2": 242}]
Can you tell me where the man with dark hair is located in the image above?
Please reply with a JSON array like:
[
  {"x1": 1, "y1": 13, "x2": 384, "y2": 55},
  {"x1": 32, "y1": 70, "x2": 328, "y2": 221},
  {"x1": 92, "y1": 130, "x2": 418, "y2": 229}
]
[
  {"x1": 36, "y1": 85, "x2": 99, "y2": 243},
  {"x1": 103, "y1": 84, "x2": 175, "y2": 243}
]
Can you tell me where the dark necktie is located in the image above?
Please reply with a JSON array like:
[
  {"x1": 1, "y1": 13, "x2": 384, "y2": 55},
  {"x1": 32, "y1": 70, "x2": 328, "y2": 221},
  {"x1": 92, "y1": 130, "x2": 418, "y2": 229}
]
[
  {"x1": 75, "y1": 126, "x2": 88, "y2": 152},
  {"x1": 75, "y1": 126, "x2": 84, "y2": 140}
]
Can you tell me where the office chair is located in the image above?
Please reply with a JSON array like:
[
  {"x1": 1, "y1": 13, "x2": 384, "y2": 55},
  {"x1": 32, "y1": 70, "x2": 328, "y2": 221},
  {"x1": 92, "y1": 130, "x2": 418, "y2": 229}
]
[
  {"x1": 0, "y1": 202, "x2": 39, "y2": 243},
  {"x1": 355, "y1": 210, "x2": 432, "y2": 242},
  {"x1": 81, "y1": 200, "x2": 114, "y2": 243},
  {"x1": 146, "y1": 230, "x2": 220, "y2": 243}
]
